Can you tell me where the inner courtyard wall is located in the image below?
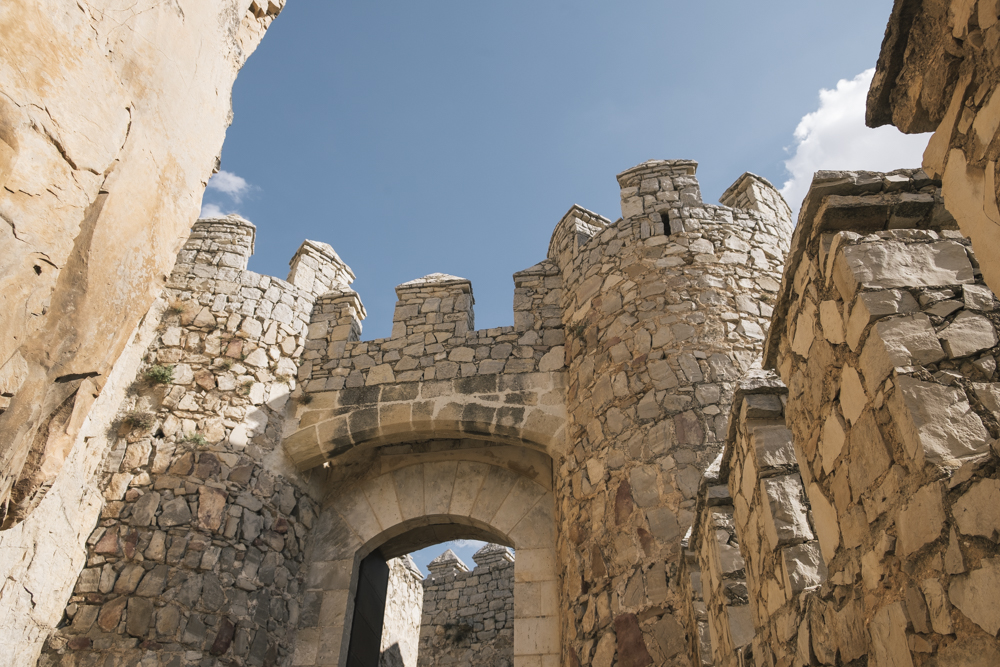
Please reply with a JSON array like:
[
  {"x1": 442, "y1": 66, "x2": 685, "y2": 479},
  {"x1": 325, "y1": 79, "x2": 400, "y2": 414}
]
[{"x1": 418, "y1": 546, "x2": 515, "y2": 667}]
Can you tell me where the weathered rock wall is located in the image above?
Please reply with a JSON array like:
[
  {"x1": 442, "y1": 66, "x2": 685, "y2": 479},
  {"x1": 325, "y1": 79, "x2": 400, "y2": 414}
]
[
  {"x1": 694, "y1": 169, "x2": 1000, "y2": 666},
  {"x1": 867, "y1": 0, "x2": 1000, "y2": 295},
  {"x1": 689, "y1": 374, "x2": 830, "y2": 666},
  {"x1": 554, "y1": 161, "x2": 792, "y2": 667},
  {"x1": 0, "y1": 293, "x2": 166, "y2": 665},
  {"x1": 767, "y1": 169, "x2": 1000, "y2": 665},
  {"x1": 0, "y1": 0, "x2": 287, "y2": 527},
  {"x1": 380, "y1": 556, "x2": 424, "y2": 667},
  {"x1": 36, "y1": 217, "x2": 343, "y2": 667},
  {"x1": 418, "y1": 546, "x2": 515, "y2": 667}
]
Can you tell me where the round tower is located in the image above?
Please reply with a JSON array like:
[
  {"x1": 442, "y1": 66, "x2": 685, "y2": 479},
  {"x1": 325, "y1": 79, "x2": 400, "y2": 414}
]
[{"x1": 551, "y1": 160, "x2": 793, "y2": 666}]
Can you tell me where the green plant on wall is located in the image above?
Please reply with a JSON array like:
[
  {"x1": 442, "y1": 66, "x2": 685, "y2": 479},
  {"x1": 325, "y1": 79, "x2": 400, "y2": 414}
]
[
  {"x1": 145, "y1": 365, "x2": 174, "y2": 384},
  {"x1": 122, "y1": 410, "x2": 155, "y2": 432}
]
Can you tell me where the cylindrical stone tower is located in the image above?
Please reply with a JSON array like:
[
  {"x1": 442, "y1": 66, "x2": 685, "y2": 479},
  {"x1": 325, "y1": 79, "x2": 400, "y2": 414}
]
[{"x1": 552, "y1": 161, "x2": 792, "y2": 666}]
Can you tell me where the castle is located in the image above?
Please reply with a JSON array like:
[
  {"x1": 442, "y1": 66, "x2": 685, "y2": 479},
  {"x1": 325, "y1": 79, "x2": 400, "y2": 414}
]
[
  {"x1": 2, "y1": 1, "x2": 1000, "y2": 666},
  {"x1": 0, "y1": 155, "x2": 994, "y2": 667}
]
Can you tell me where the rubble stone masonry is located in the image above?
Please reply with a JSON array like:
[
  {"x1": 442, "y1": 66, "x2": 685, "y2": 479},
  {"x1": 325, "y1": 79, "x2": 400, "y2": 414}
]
[
  {"x1": 418, "y1": 545, "x2": 515, "y2": 667},
  {"x1": 37, "y1": 216, "x2": 340, "y2": 667}
]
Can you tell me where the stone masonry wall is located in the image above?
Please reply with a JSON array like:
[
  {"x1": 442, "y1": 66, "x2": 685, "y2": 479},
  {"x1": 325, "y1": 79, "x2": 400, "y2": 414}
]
[
  {"x1": 37, "y1": 217, "x2": 342, "y2": 667},
  {"x1": 301, "y1": 273, "x2": 564, "y2": 393},
  {"x1": 689, "y1": 373, "x2": 831, "y2": 667},
  {"x1": 418, "y1": 546, "x2": 515, "y2": 667},
  {"x1": 554, "y1": 161, "x2": 793, "y2": 667},
  {"x1": 868, "y1": 0, "x2": 1000, "y2": 296},
  {"x1": 380, "y1": 556, "x2": 424, "y2": 667},
  {"x1": 731, "y1": 169, "x2": 1000, "y2": 666}
]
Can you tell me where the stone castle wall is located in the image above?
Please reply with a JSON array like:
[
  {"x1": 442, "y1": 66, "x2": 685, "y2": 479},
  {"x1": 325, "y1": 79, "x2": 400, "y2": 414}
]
[
  {"x1": 37, "y1": 217, "x2": 343, "y2": 667},
  {"x1": 554, "y1": 162, "x2": 793, "y2": 667},
  {"x1": 13, "y1": 157, "x2": 1000, "y2": 667},
  {"x1": 686, "y1": 169, "x2": 1000, "y2": 666},
  {"x1": 867, "y1": 0, "x2": 1000, "y2": 297},
  {"x1": 418, "y1": 547, "x2": 515, "y2": 667}
]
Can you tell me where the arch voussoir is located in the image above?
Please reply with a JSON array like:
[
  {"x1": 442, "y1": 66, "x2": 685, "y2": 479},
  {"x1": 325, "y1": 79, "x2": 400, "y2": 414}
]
[{"x1": 285, "y1": 373, "x2": 567, "y2": 470}]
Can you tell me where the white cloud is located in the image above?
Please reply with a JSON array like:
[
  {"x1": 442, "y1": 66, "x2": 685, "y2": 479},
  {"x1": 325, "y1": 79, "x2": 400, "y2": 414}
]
[
  {"x1": 207, "y1": 170, "x2": 251, "y2": 201},
  {"x1": 199, "y1": 202, "x2": 233, "y2": 218},
  {"x1": 451, "y1": 539, "x2": 487, "y2": 549},
  {"x1": 780, "y1": 68, "x2": 931, "y2": 217}
]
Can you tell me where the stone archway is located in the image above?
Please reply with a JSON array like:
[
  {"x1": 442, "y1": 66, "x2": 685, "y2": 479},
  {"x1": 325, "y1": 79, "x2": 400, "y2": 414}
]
[{"x1": 293, "y1": 460, "x2": 559, "y2": 667}]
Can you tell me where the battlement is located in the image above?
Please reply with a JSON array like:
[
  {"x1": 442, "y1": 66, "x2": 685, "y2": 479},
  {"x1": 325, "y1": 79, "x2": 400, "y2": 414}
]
[
  {"x1": 288, "y1": 239, "x2": 355, "y2": 294},
  {"x1": 618, "y1": 159, "x2": 702, "y2": 220},
  {"x1": 174, "y1": 214, "x2": 257, "y2": 273},
  {"x1": 392, "y1": 273, "x2": 475, "y2": 338}
]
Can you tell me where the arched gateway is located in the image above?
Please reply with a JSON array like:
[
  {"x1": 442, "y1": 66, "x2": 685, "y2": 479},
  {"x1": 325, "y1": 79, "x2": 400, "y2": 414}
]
[{"x1": 293, "y1": 460, "x2": 559, "y2": 667}]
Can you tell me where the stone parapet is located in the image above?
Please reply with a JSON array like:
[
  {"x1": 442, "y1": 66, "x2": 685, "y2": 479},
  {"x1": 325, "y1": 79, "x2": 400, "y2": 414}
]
[
  {"x1": 173, "y1": 216, "x2": 257, "y2": 273},
  {"x1": 393, "y1": 273, "x2": 475, "y2": 339},
  {"x1": 288, "y1": 239, "x2": 356, "y2": 295},
  {"x1": 512, "y1": 259, "x2": 563, "y2": 335},
  {"x1": 617, "y1": 159, "x2": 701, "y2": 221},
  {"x1": 758, "y1": 170, "x2": 1000, "y2": 666},
  {"x1": 300, "y1": 274, "x2": 564, "y2": 395},
  {"x1": 546, "y1": 205, "x2": 612, "y2": 270},
  {"x1": 718, "y1": 172, "x2": 794, "y2": 240}
]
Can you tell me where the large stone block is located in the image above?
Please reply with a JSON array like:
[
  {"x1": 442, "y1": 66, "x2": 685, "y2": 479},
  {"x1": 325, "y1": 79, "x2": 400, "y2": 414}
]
[
  {"x1": 858, "y1": 314, "x2": 945, "y2": 392},
  {"x1": 760, "y1": 475, "x2": 814, "y2": 549},
  {"x1": 888, "y1": 376, "x2": 990, "y2": 466},
  {"x1": 834, "y1": 241, "x2": 974, "y2": 302}
]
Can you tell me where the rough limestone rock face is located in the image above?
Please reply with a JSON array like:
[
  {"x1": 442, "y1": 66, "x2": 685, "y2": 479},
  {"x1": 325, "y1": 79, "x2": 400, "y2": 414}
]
[
  {"x1": 867, "y1": 0, "x2": 1000, "y2": 295},
  {"x1": 0, "y1": 0, "x2": 285, "y2": 530}
]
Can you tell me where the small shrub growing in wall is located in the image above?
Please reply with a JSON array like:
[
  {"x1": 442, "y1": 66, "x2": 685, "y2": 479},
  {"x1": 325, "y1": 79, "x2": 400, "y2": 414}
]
[
  {"x1": 275, "y1": 373, "x2": 293, "y2": 385},
  {"x1": 122, "y1": 410, "x2": 156, "y2": 432},
  {"x1": 298, "y1": 392, "x2": 314, "y2": 405},
  {"x1": 166, "y1": 301, "x2": 186, "y2": 316},
  {"x1": 443, "y1": 623, "x2": 474, "y2": 644},
  {"x1": 238, "y1": 380, "x2": 254, "y2": 395},
  {"x1": 183, "y1": 433, "x2": 208, "y2": 447},
  {"x1": 218, "y1": 359, "x2": 234, "y2": 371},
  {"x1": 145, "y1": 365, "x2": 174, "y2": 384}
]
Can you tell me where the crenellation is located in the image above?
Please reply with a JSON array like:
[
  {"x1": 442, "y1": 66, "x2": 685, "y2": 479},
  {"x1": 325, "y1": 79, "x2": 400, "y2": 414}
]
[
  {"x1": 173, "y1": 215, "x2": 257, "y2": 272},
  {"x1": 288, "y1": 239, "x2": 356, "y2": 295},
  {"x1": 392, "y1": 273, "x2": 476, "y2": 339}
]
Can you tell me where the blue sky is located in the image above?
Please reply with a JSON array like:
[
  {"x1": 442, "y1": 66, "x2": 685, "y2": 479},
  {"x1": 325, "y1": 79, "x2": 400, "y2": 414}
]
[{"x1": 203, "y1": 1, "x2": 929, "y2": 574}]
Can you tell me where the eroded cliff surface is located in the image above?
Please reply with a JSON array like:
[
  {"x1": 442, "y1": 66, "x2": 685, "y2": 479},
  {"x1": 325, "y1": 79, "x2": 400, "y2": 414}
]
[
  {"x1": 0, "y1": 1, "x2": 285, "y2": 662},
  {"x1": 0, "y1": 0, "x2": 283, "y2": 525}
]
